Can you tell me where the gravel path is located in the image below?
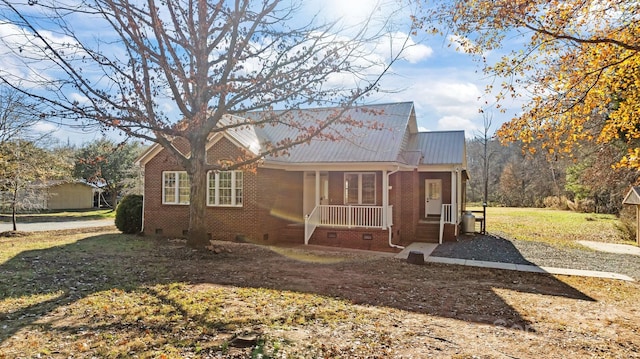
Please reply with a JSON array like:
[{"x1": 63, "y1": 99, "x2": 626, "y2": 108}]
[{"x1": 431, "y1": 234, "x2": 640, "y2": 280}]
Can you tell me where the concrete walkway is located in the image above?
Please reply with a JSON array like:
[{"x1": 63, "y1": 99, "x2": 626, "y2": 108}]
[
  {"x1": 395, "y1": 242, "x2": 635, "y2": 282},
  {"x1": 578, "y1": 240, "x2": 640, "y2": 256},
  {"x1": 395, "y1": 242, "x2": 438, "y2": 259}
]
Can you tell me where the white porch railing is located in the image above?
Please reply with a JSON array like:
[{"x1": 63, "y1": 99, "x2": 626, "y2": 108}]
[
  {"x1": 319, "y1": 205, "x2": 384, "y2": 228},
  {"x1": 304, "y1": 206, "x2": 321, "y2": 245},
  {"x1": 304, "y1": 205, "x2": 392, "y2": 244},
  {"x1": 439, "y1": 204, "x2": 456, "y2": 244}
]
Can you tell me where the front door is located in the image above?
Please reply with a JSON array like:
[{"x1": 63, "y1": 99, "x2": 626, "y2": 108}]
[{"x1": 425, "y1": 179, "x2": 442, "y2": 217}]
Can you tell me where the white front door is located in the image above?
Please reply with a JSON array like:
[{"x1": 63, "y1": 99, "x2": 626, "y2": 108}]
[{"x1": 425, "y1": 179, "x2": 442, "y2": 216}]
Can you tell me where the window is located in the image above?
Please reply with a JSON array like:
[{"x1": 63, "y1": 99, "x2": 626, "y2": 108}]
[
  {"x1": 163, "y1": 171, "x2": 190, "y2": 205},
  {"x1": 344, "y1": 172, "x2": 376, "y2": 205},
  {"x1": 207, "y1": 170, "x2": 243, "y2": 206}
]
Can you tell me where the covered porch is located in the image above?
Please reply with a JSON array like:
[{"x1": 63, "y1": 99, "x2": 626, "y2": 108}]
[
  {"x1": 301, "y1": 169, "x2": 396, "y2": 245},
  {"x1": 299, "y1": 167, "x2": 465, "y2": 247}
]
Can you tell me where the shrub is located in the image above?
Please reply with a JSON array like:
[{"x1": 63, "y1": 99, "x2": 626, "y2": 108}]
[
  {"x1": 542, "y1": 196, "x2": 570, "y2": 210},
  {"x1": 617, "y1": 205, "x2": 637, "y2": 242},
  {"x1": 115, "y1": 194, "x2": 143, "y2": 234}
]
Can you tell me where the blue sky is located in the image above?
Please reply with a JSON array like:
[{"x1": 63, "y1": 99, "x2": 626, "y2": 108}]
[
  {"x1": 303, "y1": 0, "x2": 522, "y2": 136},
  {"x1": 4, "y1": 0, "x2": 523, "y2": 145}
]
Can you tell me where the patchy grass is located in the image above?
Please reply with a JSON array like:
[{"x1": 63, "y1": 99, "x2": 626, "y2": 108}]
[
  {"x1": 471, "y1": 206, "x2": 631, "y2": 248},
  {"x1": 1, "y1": 231, "x2": 639, "y2": 358},
  {"x1": 0, "y1": 209, "x2": 115, "y2": 223}
]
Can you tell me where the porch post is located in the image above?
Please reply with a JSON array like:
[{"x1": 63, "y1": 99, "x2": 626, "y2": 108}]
[
  {"x1": 315, "y1": 170, "x2": 320, "y2": 207},
  {"x1": 451, "y1": 170, "x2": 457, "y2": 223},
  {"x1": 457, "y1": 169, "x2": 462, "y2": 222},
  {"x1": 382, "y1": 169, "x2": 388, "y2": 229}
]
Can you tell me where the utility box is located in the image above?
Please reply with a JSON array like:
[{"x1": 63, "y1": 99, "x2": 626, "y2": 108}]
[{"x1": 461, "y1": 211, "x2": 475, "y2": 235}]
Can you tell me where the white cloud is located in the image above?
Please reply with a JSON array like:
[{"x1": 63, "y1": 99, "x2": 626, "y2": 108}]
[
  {"x1": 414, "y1": 81, "x2": 484, "y2": 119},
  {"x1": 374, "y1": 32, "x2": 433, "y2": 64},
  {"x1": 69, "y1": 92, "x2": 89, "y2": 105},
  {"x1": 32, "y1": 121, "x2": 59, "y2": 134},
  {"x1": 437, "y1": 115, "x2": 480, "y2": 132}
]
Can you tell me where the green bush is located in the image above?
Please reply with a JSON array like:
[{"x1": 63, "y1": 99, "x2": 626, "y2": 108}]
[{"x1": 115, "y1": 195, "x2": 143, "y2": 234}]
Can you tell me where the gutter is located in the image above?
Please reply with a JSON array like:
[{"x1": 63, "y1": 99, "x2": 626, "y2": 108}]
[{"x1": 387, "y1": 166, "x2": 404, "y2": 249}]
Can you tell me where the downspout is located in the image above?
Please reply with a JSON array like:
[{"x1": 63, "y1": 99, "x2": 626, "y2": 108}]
[
  {"x1": 387, "y1": 167, "x2": 404, "y2": 249},
  {"x1": 140, "y1": 168, "x2": 145, "y2": 233}
]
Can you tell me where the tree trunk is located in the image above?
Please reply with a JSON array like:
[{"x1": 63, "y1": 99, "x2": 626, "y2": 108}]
[
  {"x1": 11, "y1": 186, "x2": 17, "y2": 231},
  {"x1": 111, "y1": 190, "x2": 118, "y2": 210},
  {"x1": 186, "y1": 138, "x2": 209, "y2": 248}
]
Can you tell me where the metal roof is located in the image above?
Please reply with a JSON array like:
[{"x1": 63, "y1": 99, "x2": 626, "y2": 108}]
[
  {"x1": 137, "y1": 102, "x2": 468, "y2": 168},
  {"x1": 247, "y1": 102, "x2": 416, "y2": 163},
  {"x1": 407, "y1": 131, "x2": 466, "y2": 165}
]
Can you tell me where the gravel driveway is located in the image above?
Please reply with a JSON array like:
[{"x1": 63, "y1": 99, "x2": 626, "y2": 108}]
[{"x1": 431, "y1": 234, "x2": 640, "y2": 280}]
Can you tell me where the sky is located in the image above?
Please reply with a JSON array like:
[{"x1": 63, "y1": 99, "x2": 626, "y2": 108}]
[
  {"x1": 3, "y1": 0, "x2": 524, "y2": 145},
  {"x1": 300, "y1": 0, "x2": 522, "y2": 136}
]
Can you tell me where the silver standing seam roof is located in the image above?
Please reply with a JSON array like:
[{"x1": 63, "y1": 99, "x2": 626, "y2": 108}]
[
  {"x1": 241, "y1": 102, "x2": 466, "y2": 166},
  {"x1": 409, "y1": 131, "x2": 466, "y2": 165}
]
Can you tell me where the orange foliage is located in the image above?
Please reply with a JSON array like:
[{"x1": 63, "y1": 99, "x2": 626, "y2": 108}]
[{"x1": 420, "y1": 0, "x2": 640, "y2": 169}]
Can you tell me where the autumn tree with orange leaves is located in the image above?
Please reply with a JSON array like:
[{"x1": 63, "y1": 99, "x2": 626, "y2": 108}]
[
  {"x1": 0, "y1": 0, "x2": 410, "y2": 247},
  {"x1": 419, "y1": 0, "x2": 640, "y2": 170}
]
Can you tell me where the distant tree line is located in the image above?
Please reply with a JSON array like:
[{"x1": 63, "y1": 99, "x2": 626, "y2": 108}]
[{"x1": 466, "y1": 135, "x2": 639, "y2": 215}]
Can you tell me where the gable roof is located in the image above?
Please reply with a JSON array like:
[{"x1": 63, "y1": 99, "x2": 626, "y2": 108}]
[
  {"x1": 135, "y1": 102, "x2": 467, "y2": 168},
  {"x1": 623, "y1": 186, "x2": 640, "y2": 205}
]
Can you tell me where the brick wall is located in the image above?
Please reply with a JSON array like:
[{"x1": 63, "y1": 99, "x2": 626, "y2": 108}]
[
  {"x1": 310, "y1": 227, "x2": 398, "y2": 253},
  {"x1": 256, "y1": 168, "x2": 303, "y2": 243},
  {"x1": 142, "y1": 137, "x2": 453, "y2": 248},
  {"x1": 398, "y1": 170, "x2": 420, "y2": 245},
  {"x1": 143, "y1": 136, "x2": 261, "y2": 240}
]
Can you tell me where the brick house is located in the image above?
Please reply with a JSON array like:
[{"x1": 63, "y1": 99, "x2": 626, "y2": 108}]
[{"x1": 136, "y1": 102, "x2": 468, "y2": 251}]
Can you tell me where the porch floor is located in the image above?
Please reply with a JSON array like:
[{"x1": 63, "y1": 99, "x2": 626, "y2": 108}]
[{"x1": 394, "y1": 242, "x2": 438, "y2": 260}]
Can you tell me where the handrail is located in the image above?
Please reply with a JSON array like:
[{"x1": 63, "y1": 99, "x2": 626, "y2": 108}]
[
  {"x1": 439, "y1": 204, "x2": 454, "y2": 244},
  {"x1": 304, "y1": 206, "x2": 320, "y2": 245}
]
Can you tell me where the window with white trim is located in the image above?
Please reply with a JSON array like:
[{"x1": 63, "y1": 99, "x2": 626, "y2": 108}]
[
  {"x1": 344, "y1": 172, "x2": 376, "y2": 205},
  {"x1": 207, "y1": 170, "x2": 243, "y2": 206},
  {"x1": 163, "y1": 171, "x2": 190, "y2": 204}
]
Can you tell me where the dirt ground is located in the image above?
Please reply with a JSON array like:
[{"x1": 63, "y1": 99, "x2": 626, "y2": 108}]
[{"x1": 1, "y1": 234, "x2": 639, "y2": 358}]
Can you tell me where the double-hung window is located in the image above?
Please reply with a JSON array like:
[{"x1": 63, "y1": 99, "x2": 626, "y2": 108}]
[
  {"x1": 163, "y1": 171, "x2": 190, "y2": 204},
  {"x1": 207, "y1": 170, "x2": 243, "y2": 207},
  {"x1": 344, "y1": 172, "x2": 376, "y2": 205}
]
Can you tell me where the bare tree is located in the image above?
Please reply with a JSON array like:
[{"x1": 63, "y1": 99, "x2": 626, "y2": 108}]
[
  {"x1": 0, "y1": 0, "x2": 412, "y2": 247},
  {"x1": 0, "y1": 86, "x2": 39, "y2": 144}
]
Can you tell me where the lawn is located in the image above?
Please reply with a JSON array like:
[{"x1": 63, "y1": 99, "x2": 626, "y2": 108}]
[
  {"x1": 1, "y1": 229, "x2": 639, "y2": 358},
  {"x1": 470, "y1": 206, "x2": 632, "y2": 248}
]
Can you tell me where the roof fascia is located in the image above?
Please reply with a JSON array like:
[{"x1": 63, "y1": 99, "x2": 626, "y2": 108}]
[
  {"x1": 407, "y1": 105, "x2": 418, "y2": 134},
  {"x1": 206, "y1": 130, "x2": 260, "y2": 156},
  {"x1": 135, "y1": 143, "x2": 163, "y2": 166},
  {"x1": 416, "y1": 164, "x2": 460, "y2": 172}
]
